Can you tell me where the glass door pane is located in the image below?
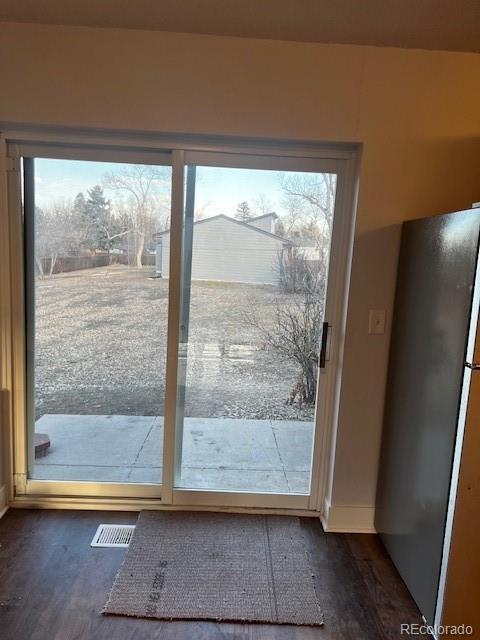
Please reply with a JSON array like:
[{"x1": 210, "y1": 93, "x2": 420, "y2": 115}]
[
  {"x1": 173, "y1": 164, "x2": 337, "y2": 494},
  {"x1": 26, "y1": 157, "x2": 171, "y2": 484}
]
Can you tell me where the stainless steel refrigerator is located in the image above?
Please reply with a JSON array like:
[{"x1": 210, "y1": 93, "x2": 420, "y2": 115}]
[{"x1": 375, "y1": 208, "x2": 480, "y2": 627}]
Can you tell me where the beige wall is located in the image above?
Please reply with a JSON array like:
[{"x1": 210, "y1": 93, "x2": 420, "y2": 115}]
[{"x1": 1, "y1": 22, "x2": 479, "y2": 511}]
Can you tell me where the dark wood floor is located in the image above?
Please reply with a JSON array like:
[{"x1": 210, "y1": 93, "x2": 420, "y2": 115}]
[{"x1": 0, "y1": 509, "x2": 426, "y2": 640}]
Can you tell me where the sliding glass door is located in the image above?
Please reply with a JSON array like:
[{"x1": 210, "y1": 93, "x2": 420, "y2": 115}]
[
  {"x1": 24, "y1": 154, "x2": 171, "y2": 489},
  {"x1": 172, "y1": 159, "x2": 337, "y2": 497},
  {"x1": 9, "y1": 137, "x2": 354, "y2": 510}
]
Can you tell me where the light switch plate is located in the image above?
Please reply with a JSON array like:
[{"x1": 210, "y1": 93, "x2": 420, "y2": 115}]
[{"x1": 368, "y1": 309, "x2": 386, "y2": 334}]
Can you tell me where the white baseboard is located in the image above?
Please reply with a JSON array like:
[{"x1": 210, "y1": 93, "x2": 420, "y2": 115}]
[
  {"x1": 321, "y1": 498, "x2": 376, "y2": 533},
  {"x1": 0, "y1": 484, "x2": 8, "y2": 519}
]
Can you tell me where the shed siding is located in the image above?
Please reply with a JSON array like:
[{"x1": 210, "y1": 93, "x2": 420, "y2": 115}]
[
  {"x1": 248, "y1": 215, "x2": 275, "y2": 233},
  {"x1": 160, "y1": 217, "x2": 284, "y2": 284}
]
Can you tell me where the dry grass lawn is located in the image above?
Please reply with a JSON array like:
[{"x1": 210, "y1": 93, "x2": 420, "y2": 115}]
[{"x1": 35, "y1": 265, "x2": 314, "y2": 421}]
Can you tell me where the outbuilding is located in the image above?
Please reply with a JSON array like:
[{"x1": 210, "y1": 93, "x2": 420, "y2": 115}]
[{"x1": 154, "y1": 212, "x2": 292, "y2": 285}]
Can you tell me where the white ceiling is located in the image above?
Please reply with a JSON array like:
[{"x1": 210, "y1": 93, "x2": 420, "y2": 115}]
[{"x1": 1, "y1": 0, "x2": 479, "y2": 53}]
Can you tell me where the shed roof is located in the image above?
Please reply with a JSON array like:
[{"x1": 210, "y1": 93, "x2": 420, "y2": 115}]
[
  {"x1": 246, "y1": 212, "x2": 278, "y2": 222},
  {"x1": 153, "y1": 213, "x2": 292, "y2": 244}
]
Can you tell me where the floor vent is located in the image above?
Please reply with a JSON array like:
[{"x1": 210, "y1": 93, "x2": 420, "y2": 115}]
[{"x1": 91, "y1": 524, "x2": 135, "y2": 548}]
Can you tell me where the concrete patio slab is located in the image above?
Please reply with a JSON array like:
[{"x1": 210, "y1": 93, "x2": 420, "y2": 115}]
[
  {"x1": 35, "y1": 414, "x2": 156, "y2": 468},
  {"x1": 271, "y1": 422, "x2": 314, "y2": 472},
  {"x1": 177, "y1": 468, "x2": 291, "y2": 493},
  {"x1": 126, "y1": 466, "x2": 162, "y2": 484},
  {"x1": 126, "y1": 466, "x2": 292, "y2": 492},
  {"x1": 180, "y1": 418, "x2": 282, "y2": 470},
  {"x1": 131, "y1": 418, "x2": 163, "y2": 467},
  {"x1": 33, "y1": 414, "x2": 313, "y2": 494},
  {"x1": 285, "y1": 471, "x2": 311, "y2": 493},
  {"x1": 33, "y1": 464, "x2": 132, "y2": 483}
]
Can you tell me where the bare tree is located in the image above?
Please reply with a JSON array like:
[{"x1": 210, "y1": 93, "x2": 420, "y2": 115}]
[
  {"x1": 279, "y1": 173, "x2": 336, "y2": 235},
  {"x1": 193, "y1": 201, "x2": 211, "y2": 221},
  {"x1": 277, "y1": 246, "x2": 321, "y2": 294},
  {"x1": 35, "y1": 200, "x2": 85, "y2": 277},
  {"x1": 104, "y1": 166, "x2": 169, "y2": 268},
  {"x1": 279, "y1": 192, "x2": 305, "y2": 236},
  {"x1": 245, "y1": 267, "x2": 325, "y2": 407},
  {"x1": 243, "y1": 173, "x2": 336, "y2": 407},
  {"x1": 278, "y1": 172, "x2": 336, "y2": 281},
  {"x1": 253, "y1": 192, "x2": 274, "y2": 216},
  {"x1": 100, "y1": 224, "x2": 131, "y2": 262}
]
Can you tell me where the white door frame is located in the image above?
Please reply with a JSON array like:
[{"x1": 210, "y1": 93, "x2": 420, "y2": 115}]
[{"x1": 0, "y1": 124, "x2": 360, "y2": 515}]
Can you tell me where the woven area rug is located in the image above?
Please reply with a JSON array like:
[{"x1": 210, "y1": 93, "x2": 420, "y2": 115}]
[{"x1": 103, "y1": 511, "x2": 323, "y2": 625}]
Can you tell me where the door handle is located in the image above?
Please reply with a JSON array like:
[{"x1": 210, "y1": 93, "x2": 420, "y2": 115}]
[{"x1": 319, "y1": 321, "x2": 329, "y2": 369}]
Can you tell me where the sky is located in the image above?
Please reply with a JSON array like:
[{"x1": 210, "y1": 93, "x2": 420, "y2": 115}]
[{"x1": 33, "y1": 158, "x2": 304, "y2": 220}]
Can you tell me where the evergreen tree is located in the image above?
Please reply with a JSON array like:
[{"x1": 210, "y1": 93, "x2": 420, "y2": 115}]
[
  {"x1": 73, "y1": 192, "x2": 87, "y2": 218},
  {"x1": 84, "y1": 185, "x2": 111, "y2": 251},
  {"x1": 71, "y1": 192, "x2": 86, "y2": 252},
  {"x1": 235, "y1": 201, "x2": 252, "y2": 222}
]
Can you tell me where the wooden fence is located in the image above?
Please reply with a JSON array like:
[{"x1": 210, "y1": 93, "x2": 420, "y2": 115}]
[{"x1": 37, "y1": 254, "x2": 156, "y2": 275}]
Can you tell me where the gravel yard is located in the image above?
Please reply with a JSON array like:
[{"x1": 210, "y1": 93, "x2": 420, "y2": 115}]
[{"x1": 35, "y1": 265, "x2": 314, "y2": 421}]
